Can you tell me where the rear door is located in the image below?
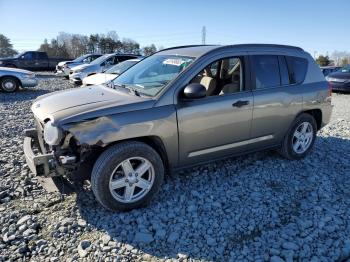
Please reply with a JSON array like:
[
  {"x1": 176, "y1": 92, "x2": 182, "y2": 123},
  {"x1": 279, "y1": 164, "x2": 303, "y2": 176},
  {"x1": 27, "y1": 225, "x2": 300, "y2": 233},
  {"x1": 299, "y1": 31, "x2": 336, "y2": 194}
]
[
  {"x1": 36, "y1": 52, "x2": 49, "y2": 70},
  {"x1": 249, "y1": 54, "x2": 303, "y2": 148}
]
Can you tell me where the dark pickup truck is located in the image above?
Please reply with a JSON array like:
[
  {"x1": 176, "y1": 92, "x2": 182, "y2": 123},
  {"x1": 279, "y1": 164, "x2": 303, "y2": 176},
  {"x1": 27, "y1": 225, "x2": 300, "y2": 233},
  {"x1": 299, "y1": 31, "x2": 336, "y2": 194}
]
[{"x1": 0, "y1": 51, "x2": 69, "y2": 71}]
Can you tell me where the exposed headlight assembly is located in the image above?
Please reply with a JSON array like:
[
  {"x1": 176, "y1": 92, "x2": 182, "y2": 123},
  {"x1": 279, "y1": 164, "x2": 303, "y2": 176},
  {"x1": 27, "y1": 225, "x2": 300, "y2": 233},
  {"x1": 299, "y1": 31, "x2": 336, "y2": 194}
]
[{"x1": 43, "y1": 121, "x2": 63, "y2": 146}]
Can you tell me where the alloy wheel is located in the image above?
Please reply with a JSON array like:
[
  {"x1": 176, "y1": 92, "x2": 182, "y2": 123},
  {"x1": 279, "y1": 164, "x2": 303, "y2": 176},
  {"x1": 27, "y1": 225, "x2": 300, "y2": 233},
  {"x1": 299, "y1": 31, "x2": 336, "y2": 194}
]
[
  {"x1": 292, "y1": 122, "x2": 314, "y2": 154},
  {"x1": 109, "y1": 157, "x2": 155, "y2": 203}
]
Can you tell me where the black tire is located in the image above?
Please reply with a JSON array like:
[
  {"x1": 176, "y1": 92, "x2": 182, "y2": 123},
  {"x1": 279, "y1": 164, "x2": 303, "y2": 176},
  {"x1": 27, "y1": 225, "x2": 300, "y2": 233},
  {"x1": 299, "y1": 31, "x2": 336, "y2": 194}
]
[
  {"x1": 0, "y1": 77, "x2": 20, "y2": 93},
  {"x1": 279, "y1": 113, "x2": 317, "y2": 160},
  {"x1": 91, "y1": 141, "x2": 164, "y2": 211}
]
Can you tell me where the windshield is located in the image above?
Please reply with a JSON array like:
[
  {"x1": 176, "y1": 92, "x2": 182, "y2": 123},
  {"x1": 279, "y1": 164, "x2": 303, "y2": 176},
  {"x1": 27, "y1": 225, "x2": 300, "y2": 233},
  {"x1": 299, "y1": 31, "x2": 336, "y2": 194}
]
[
  {"x1": 90, "y1": 54, "x2": 110, "y2": 65},
  {"x1": 106, "y1": 60, "x2": 138, "y2": 74},
  {"x1": 340, "y1": 65, "x2": 350, "y2": 73},
  {"x1": 113, "y1": 55, "x2": 194, "y2": 97},
  {"x1": 72, "y1": 54, "x2": 90, "y2": 63},
  {"x1": 14, "y1": 52, "x2": 25, "y2": 58}
]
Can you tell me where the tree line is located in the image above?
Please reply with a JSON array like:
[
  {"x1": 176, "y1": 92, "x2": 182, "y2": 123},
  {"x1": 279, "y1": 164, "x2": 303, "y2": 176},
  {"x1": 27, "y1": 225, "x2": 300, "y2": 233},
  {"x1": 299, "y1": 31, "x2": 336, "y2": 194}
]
[
  {"x1": 316, "y1": 52, "x2": 350, "y2": 67},
  {"x1": 0, "y1": 31, "x2": 159, "y2": 59}
]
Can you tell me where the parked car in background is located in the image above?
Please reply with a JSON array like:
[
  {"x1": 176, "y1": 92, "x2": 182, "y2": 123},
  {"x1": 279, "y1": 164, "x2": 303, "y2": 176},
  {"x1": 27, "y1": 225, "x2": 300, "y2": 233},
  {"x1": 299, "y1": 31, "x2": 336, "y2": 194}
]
[
  {"x1": 320, "y1": 66, "x2": 341, "y2": 76},
  {"x1": 24, "y1": 44, "x2": 332, "y2": 211},
  {"x1": 69, "y1": 53, "x2": 141, "y2": 85},
  {"x1": 326, "y1": 65, "x2": 350, "y2": 92},
  {"x1": 82, "y1": 58, "x2": 142, "y2": 86},
  {"x1": 55, "y1": 54, "x2": 102, "y2": 79},
  {"x1": 0, "y1": 67, "x2": 38, "y2": 92},
  {"x1": 0, "y1": 51, "x2": 68, "y2": 71}
]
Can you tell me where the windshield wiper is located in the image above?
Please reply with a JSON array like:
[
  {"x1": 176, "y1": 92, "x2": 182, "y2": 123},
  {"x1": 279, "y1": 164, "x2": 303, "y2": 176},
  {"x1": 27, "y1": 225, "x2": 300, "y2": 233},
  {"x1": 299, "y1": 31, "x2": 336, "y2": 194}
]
[{"x1": 127, "y1": 87, "x2": 141, "y2": 96}]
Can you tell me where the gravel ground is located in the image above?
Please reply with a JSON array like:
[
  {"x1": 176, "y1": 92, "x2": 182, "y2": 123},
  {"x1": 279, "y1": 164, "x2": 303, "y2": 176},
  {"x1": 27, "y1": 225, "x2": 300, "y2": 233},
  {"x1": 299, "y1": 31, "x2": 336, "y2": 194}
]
[{"x1": 0, "y1": 73, "x2": 350, "y2": 262}]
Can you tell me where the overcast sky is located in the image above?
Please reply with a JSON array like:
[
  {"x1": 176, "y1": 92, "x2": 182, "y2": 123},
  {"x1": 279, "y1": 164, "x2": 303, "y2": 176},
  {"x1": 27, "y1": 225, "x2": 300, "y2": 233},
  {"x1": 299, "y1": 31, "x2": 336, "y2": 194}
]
[{"x1": 0, "y1": 0, "x2": 348, "y2": 56}]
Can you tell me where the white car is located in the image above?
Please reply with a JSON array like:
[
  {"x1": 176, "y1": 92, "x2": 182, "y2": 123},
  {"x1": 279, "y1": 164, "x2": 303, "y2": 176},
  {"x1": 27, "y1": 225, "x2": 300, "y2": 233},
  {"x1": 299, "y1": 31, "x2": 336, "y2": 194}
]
[
  {"x1": 82, "y1": 58, "x2": 141, "y2": 86},
  {"x1": 55, "y1": 54, "x2": 101, "y2": 78},
  {"x1": 69, "y1": 54, "x2": 140, "y2": 85}
]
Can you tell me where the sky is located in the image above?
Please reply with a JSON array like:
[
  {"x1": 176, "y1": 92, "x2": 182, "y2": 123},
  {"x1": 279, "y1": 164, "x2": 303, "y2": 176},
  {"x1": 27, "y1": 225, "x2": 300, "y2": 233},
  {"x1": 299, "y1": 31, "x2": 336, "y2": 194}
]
[{"x1": 0, "y1": 0, "x2": 348, "y2": 56}]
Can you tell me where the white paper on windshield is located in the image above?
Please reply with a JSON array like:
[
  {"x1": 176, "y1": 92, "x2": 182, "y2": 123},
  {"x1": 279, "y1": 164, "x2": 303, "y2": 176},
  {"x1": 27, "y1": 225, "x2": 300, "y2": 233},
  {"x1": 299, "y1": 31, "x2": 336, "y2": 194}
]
[{"x1": 163, "y1": 59, "x2": 186, "y2": 66}]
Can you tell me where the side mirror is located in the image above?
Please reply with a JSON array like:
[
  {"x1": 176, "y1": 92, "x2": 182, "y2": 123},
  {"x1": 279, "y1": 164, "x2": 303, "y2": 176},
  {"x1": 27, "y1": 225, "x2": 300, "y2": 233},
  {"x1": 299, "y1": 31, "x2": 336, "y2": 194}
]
[{"x1": 183, "y1": 83, "x2": 207, "y2": 99}]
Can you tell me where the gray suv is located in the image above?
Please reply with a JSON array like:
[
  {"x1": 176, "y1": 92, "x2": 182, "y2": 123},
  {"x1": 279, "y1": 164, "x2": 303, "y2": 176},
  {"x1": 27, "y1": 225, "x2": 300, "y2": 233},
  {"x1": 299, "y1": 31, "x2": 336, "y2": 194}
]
[{"x1": 23, "y1": 44, "x2": 332, "y2": 211}]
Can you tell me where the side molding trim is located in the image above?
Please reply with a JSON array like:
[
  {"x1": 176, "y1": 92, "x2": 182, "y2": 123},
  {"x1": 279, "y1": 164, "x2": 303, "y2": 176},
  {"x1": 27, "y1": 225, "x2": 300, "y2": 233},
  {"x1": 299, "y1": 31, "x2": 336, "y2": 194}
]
[{"x1": 188, "y1": 135, "x2": 274, "y2": 157}]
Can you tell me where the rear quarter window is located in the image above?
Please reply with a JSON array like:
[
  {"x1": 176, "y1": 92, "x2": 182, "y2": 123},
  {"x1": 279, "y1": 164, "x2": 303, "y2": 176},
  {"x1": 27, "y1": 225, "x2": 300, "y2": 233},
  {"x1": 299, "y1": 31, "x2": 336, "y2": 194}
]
[{"x1": 286, "y1": 56, "x2": 308, "y2": 84}]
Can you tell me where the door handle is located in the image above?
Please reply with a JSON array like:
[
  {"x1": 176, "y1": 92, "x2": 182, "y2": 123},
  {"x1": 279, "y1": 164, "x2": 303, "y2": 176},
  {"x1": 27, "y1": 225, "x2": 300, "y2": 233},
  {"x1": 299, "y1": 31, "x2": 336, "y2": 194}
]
[{"x1": 232, "y1": 100, "x2": 249, "y2": 108}]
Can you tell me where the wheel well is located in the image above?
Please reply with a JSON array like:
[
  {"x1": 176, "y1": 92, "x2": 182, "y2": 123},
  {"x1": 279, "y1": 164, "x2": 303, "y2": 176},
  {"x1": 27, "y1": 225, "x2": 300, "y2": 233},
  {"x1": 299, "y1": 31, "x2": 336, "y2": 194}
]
[
  {"x1": 136, "y1": 136, "x2": 169, "y2": 170},
  {"x1": 95, "y1": 136, "x2": 170, "y2": 171},
  {"x1": 303, "y1": 109, "x2": 322, "y2": 130},
  {"x1": 0, "y1": 75, "x2": 21, "y2": 87}
]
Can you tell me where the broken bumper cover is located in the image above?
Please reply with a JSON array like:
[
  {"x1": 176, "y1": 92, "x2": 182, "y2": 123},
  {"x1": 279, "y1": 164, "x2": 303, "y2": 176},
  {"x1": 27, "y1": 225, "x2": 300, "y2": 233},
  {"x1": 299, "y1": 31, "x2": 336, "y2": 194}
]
[{"x1": 23, "y1": 128, "x2": 54, "y2": 176}]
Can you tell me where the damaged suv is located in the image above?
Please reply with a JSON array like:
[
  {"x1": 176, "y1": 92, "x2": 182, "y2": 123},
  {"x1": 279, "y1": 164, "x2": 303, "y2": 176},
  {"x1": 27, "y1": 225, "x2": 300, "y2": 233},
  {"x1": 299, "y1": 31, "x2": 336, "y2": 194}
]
[{"x1": 24, "y1": 44, "x2": 332, "y2": 211}]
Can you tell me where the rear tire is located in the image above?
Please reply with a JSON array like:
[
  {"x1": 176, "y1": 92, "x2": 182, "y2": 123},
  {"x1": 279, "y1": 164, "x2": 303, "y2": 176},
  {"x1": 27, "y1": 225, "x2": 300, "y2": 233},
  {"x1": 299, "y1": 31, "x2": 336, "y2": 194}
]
[
  {"x1": 0, "y1": 77, "x2": 20, "y2": 93},
  {"x1": 91, "y1": 141, "x2": 164, "y2": 211},
  {"x1": 279, "y1": 113, "x2": 317, "y2": 160}
]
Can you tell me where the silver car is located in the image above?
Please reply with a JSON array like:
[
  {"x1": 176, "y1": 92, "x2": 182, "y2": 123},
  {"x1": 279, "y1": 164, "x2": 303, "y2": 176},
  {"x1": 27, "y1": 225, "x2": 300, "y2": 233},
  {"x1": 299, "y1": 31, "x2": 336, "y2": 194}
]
[
  {"x1": 23, "y1": 44, "x2": 332, "y2": 211},
  {"x1": 0, "y1": 67, "x2": 38, "y2": 92},
  {"x1": 69, "y1": 53, "x2": 140, "y2": 85},
  {"x1": 55, "y1": 54, "x2": 102, "y2": 79}
]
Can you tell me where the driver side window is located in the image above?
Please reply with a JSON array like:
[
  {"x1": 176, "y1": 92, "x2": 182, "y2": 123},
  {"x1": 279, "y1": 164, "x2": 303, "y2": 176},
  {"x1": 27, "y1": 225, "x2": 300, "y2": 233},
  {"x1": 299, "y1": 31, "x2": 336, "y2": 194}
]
[{"x1": 189, "y1": 56, "x2": 244, "y2": 97}]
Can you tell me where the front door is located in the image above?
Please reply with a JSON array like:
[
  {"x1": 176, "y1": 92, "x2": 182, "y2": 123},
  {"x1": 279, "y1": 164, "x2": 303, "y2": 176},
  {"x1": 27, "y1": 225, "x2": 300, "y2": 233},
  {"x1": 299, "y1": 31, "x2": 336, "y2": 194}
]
[{"x1": 176, "y1": 56, "x2": 254, "y2": 165}]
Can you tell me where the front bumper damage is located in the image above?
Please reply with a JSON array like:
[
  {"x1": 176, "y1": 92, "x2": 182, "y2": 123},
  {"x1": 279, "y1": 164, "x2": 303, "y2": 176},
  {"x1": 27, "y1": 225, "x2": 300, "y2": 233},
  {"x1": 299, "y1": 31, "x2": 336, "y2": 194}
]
[
  {"x1": 23, "y1": 128, "x2": 54, "y2": 176},
  {"x1": 23, "y1": 129, "x2": 79, "y2": 193}
]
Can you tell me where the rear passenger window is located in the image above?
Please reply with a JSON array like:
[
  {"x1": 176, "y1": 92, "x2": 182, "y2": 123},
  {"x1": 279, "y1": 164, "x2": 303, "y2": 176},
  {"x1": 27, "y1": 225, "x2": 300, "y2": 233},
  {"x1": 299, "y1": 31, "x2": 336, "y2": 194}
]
[
  {"x1": 286, "y1": 56, "x2": 308, "y2": 84},
  {"x1": 252, "y1": 55, "x2": 280, "y2": 89}
]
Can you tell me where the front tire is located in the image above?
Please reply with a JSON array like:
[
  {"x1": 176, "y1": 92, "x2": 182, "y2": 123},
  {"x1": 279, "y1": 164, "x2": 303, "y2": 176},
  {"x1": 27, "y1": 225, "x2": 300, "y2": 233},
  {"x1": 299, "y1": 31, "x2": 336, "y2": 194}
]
[
  {"x1": 91, "y1": 141, "x2": 164, "y2": 211},
  {"x1": 0, "y1": 77, "x2": 20, "y2": 93},
  {"x1": 279, "y1": 113, "x2": 317, "y2": 160}
]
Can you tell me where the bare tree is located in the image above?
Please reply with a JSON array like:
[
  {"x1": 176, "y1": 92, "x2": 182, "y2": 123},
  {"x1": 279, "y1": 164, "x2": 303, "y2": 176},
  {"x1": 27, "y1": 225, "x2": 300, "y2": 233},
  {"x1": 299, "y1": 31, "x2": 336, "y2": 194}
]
[{"x1": 142, "y1": 44, "x2": 157, "y2": 56}]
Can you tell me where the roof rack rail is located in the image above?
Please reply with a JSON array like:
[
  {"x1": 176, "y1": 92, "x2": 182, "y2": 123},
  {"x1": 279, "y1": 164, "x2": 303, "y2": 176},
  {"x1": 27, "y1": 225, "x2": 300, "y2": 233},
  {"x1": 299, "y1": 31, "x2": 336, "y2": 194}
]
[
  {"x1": 226, "y1": 43, "x2": 304, "y2": 51},
  {"x1": 156, "y1": 44, "x2": 216, "y2": 53}
]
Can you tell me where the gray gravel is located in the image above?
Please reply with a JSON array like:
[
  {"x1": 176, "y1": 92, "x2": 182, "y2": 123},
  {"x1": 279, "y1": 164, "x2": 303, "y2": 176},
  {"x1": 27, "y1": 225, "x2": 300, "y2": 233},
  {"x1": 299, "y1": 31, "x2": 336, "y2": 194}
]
[{"x1": 0, "y1": 74, "x2": 350, "y2": 262}]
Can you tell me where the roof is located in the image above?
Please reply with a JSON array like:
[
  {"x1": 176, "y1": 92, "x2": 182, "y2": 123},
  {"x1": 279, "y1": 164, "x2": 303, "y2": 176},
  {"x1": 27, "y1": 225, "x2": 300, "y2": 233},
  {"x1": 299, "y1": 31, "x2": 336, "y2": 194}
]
[{"x1": 157, "y1": 44, "x2": 304, "y2": 58}]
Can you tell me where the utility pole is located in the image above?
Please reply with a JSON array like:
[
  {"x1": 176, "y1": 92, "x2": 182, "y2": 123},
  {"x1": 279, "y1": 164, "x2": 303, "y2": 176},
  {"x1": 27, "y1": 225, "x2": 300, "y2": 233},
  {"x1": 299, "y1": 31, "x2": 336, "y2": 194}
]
[{"x1": 202, "y1": 26, "x2": 206, "y2": 45}]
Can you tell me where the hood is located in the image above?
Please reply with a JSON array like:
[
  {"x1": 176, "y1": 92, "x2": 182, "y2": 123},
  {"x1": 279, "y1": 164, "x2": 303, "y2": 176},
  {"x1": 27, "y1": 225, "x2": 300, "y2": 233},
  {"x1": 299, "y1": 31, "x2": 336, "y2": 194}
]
[
  {"x1": 31, "y1": 85, "x2": 152, "y2": 124},
  {"x1": 328, "y1": 72, "x2": 350, "y2": 79},
  {"x1": 83, "y1": 73, "x2": 116, "y2": 85},
  {"x1": 0, "y1": 57, "x2": 15, "y2": 62},
  {"x1": 0, "y1": 66, "x2": 33, "y2": 74},
  {"x1": 57, "y1": 61, "x2": 71, "y2": 66}
]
